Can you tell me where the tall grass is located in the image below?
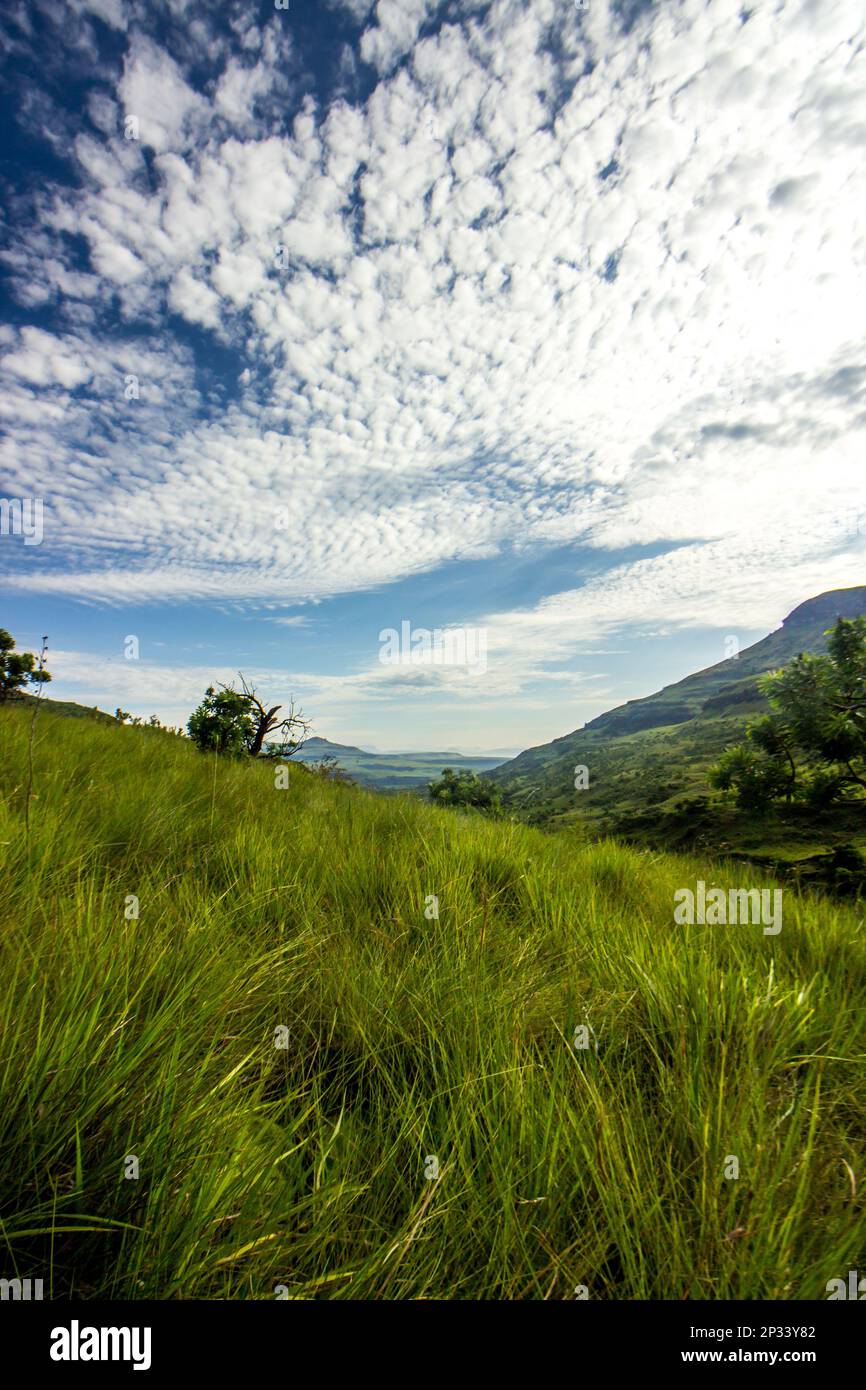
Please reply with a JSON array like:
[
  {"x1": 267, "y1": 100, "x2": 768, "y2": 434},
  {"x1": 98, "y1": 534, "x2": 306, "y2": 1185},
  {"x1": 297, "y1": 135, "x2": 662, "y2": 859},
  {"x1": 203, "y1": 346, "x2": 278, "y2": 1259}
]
[{"x1": 0, "y1": 706, "x2": 863, "y2": 1299}]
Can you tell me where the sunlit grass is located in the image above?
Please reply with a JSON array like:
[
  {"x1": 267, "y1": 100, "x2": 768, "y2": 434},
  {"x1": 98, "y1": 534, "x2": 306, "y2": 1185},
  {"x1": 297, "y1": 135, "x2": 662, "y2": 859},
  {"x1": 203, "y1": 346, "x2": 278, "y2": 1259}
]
[{"x1": 0, "y1": 706, "x2": 863, "y2": 1299}]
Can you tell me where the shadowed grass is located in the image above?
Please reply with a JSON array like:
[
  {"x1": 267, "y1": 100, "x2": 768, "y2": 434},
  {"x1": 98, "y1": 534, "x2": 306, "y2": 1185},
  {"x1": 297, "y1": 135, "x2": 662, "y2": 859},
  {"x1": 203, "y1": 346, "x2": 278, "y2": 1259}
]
[{"x1": 0, "y1": 706, "x2": 864, "y2": 1299}]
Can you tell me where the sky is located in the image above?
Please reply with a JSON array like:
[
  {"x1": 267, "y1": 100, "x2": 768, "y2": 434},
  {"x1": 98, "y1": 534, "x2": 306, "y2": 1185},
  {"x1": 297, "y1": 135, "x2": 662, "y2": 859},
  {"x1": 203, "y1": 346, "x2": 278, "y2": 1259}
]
[{"x1": 0, "y1": 0, "x2": 864, "y2": 754}]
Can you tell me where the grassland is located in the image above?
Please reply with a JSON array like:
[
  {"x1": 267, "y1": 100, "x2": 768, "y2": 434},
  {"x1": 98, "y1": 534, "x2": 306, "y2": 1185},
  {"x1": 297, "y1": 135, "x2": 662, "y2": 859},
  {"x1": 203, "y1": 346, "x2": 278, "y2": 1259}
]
[{"x1": 0, "y1": 704, "x2": 864, "y2": 1300}]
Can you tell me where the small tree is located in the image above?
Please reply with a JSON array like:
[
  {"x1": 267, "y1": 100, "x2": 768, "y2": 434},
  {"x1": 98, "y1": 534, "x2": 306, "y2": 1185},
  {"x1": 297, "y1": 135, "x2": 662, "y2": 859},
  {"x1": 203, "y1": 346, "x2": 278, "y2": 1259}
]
[
  {"x1": 0, "y1": 628, "x2": 52, "y2": 702},
  {"x1": 187, "y1": 685, "x2": 256, "y2": 758},
  {"x1": 187, "y1": 674, "x2": 311, "y2": 759},
  {"x1": 428, "y1": 767, "x2": 502, "y2": 813},
  {"x1": 710, "y1": 617, "x2": 866, "y2": 809}
]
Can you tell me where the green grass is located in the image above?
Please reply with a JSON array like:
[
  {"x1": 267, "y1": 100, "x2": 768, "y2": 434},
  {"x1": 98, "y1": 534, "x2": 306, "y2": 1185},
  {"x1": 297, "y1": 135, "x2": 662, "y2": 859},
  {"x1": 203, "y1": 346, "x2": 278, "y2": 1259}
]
[{"x1": 1, "y1": 705, "x2": 864, "y2": 1300}]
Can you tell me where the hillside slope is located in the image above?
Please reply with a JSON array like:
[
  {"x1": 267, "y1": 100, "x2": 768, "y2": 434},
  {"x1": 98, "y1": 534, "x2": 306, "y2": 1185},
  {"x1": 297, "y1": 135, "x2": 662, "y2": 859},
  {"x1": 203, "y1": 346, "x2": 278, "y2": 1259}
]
[
  {"x1": 14, "y1": 692, "x2": 116, "y2": 723},
  {"x1": 0, "y1": 705, "x2": 863, "y2": 1299},
  {"x1": 489, "y1": 587, "x2": 866, "y2": 869}
]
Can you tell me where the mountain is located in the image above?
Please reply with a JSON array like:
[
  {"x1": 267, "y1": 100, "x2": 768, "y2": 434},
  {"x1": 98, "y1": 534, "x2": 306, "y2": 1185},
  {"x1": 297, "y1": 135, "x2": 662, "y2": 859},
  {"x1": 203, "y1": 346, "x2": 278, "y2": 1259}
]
[
  {"x1": 292, "y1": 735, "x2": 369, "y2": 757},
  {"x1": 488, "y1": 586, "x2": 866, "y2": 879},
  {"x1": 288, "y1": 735, "x2": 509, "y2": 790},
  {"x1": 575, "y1": 586, "x2": 866, "y2": 740}
]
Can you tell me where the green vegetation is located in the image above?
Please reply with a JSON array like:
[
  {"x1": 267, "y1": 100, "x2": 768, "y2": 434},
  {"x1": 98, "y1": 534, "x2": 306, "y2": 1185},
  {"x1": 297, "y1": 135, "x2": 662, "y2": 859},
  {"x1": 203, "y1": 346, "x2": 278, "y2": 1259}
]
[
  {"x1": 187, "y1": 676, "x2": 310, "y2": 759},
  {"x1": 187, "y1": 683, "x2": 259, "y2": 758},
  {"x1": 0, "y1": 628, "x2": 51, "y2": 702},
  {"x1": 428, "y1": 765, "x2": 503, "y2": 813},
  {"x1": 1, "y1": 703, "x2": 863, "y2": 1299},
  {"x1": 16, "y1": 694, "x2": 116, "y2": 724},
  {"x1": 711, "y1": 618, "x2": 866, "y2": 810},
  {"x1": 115, "y1": 710, "x2": 182, "y2": 733}
]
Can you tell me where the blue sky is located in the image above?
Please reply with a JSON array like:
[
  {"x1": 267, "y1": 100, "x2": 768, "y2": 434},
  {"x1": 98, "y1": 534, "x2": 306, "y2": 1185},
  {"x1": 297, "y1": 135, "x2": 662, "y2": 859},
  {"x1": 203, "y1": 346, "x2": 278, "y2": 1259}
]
[{"x1": 1, "y1": 0, "x2": 864, "y2": 752}]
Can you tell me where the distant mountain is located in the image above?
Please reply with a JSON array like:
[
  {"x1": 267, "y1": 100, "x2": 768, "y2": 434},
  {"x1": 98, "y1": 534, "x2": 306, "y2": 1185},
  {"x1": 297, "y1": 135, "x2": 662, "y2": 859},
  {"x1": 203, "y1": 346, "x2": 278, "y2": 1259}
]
[
  {"x1": 293, "y1": 737, "x2": 521, "y2": 760},
  {"x1": 390, "y1": 747, "x2": 523, "y2": 759},
  {"x1": 288, "y1": 736, "x2": 509, "y2": 791},
  {"x1": 291, "y1": 735, "x2": 370, "y2": 757},
  {"x1": 488, "y1": 586, "x2": 866, "y2": 874},
  {"x1": 385, "y1": 750, "x2": 515, "y2": 760}
]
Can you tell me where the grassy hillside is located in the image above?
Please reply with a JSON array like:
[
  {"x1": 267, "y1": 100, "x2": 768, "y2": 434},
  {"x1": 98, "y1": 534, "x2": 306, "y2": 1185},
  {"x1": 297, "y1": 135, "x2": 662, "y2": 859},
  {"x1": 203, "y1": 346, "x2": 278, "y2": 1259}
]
[
  {"x1": 0, "y1": 705, "x2": 864, "y2": 1300},
  {"x1": 489, "y1": 588, "x2": 866, "y2": 878},
  {"x1": 14, "y1": 692, "x2": 117, "y2": 724}
]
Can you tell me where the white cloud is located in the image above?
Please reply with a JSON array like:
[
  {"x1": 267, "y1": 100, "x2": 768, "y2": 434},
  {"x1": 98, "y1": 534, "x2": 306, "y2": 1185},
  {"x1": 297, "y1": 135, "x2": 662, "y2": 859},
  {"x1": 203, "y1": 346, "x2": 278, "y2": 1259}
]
[
  {"x1": 214, "y1": 56, "x2": 275, "y2": 128},
  {"x1": 325, "y1": 0, "x2": 375, "y2": 22},
  {"x1": 89, "y1": 240, "x2": 146, "y2": 285},
  {"x1": 2, "y1": 0, "x2": 865, "y2": 720},
  {"x1": 66, "y1": 0, "x2": 128, "y2": 32},
  {"x1": 118, "y1": 34, "x2": 207, "y2": 152},
  {"x1": 168, "y1": 267, "x2": 222, "y2": 328},
  {"x1": 2, "y1": 327, "x2": 93, "y2": 388},
  {"x1": 360, "y1": 0, "x2": 432, "y2": 74}
]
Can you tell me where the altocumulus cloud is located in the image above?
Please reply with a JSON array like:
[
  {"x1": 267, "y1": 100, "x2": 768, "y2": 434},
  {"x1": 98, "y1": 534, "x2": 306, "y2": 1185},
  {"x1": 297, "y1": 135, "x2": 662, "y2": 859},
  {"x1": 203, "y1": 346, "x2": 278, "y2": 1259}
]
[{"x1": 0, "y1": 0, "x2": 864, "y2": 694}]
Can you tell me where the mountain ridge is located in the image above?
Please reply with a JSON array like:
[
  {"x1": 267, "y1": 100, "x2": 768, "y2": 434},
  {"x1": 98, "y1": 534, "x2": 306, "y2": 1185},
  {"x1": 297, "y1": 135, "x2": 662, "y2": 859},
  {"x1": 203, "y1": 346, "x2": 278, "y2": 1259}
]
[{"x1": 492, "y1": 585, "x2": 866, "y2": 781}]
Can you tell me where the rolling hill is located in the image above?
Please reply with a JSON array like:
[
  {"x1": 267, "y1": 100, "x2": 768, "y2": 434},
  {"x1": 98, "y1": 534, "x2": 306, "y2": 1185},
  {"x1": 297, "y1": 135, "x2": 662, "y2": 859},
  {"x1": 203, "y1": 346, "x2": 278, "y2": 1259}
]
[{"x1": 14, "y1": 693, "x2": 117, "y2": 723}]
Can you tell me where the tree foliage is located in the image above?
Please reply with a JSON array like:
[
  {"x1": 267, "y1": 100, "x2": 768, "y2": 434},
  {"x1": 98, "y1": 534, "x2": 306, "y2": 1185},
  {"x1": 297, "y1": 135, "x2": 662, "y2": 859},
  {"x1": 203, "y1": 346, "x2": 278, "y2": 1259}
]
[
  {"x1": 428, "y1": 766, "x2": 502, "y2": 813},
  {"x1": 0, "y1": 628, "x2": 51, "y2": 702},
  {"x1": 187, "y1": 674, "x2": 311, "y2": 759},
  {"x1": 709, "y1": 617, "x2": 866, "y2": 809}
]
